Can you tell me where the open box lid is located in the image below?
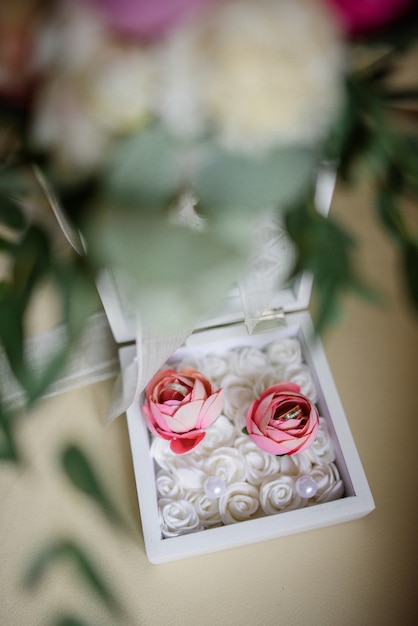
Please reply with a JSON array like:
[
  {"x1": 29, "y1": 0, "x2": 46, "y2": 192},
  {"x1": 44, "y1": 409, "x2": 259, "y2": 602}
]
[
  {"x1": 44, "y1": 164, "x2": 336, "y2": 415},
  {"x1": 97, "y1": 166, "x2": 336, "y2": 345}
]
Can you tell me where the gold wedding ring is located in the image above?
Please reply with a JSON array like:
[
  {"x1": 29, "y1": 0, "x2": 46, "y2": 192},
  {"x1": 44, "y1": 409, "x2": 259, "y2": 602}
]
[
  {"x1": 165, "y1": 383, "x2": 189, "y2": 395},
  {"x1": 277, "y1": 405, "x2": 302, "y2": 421}
]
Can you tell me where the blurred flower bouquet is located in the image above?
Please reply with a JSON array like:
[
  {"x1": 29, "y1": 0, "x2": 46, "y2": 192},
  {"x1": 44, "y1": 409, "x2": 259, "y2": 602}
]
[{"x1": 1, "y1": 0, "x2": 418, "y2": 448}]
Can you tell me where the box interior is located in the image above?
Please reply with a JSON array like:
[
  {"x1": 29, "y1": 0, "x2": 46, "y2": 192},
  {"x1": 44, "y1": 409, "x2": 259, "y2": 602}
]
[{"x1": 123, "y1": 311, "x2": 374, "y2": 563}]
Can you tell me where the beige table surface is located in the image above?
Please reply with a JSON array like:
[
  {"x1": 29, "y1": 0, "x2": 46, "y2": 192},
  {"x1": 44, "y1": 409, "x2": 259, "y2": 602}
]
[{"x1": 1, "y1": 176, "x2": 418, "y2": 626}]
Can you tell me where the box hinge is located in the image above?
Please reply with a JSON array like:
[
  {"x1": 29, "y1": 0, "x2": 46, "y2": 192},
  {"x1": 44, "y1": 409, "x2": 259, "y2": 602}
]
[{"x1": 246, "y1": 307, "x2": 286, "y2": 334}]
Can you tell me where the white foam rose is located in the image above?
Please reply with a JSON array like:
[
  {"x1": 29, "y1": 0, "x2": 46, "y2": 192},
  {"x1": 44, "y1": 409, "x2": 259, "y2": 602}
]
[
  {"x1": 234, "y1": 435, "x2": 281, "y2": 486},
  {"x1": 251, "y1": 368, "x2": 283, "y2": 399},
  {"x1": 221, "y1": 373, "x2": 257, "y2": 423},
  {"x1": 203, "y1": 447, "x2": 247, "y2": 485},
  {"x1": 150, "y1": 436, "x2": 200, "y2": 472},
  {"x1": 282, "y1": 363, "x2": 318, "y2": 403},
  {"x1": 260, "y1": 475, "x2": 307, "y2": 514},
  {"x1": 278, "y1": 452, "x2": 313, "y2": 476},
  {"x1": 200, "y1": 353, "x2": 232, "y2": 385},
  {"x1": 171, "y1": 352, "x2": 206, "y2": 375},
  {"x1": 228, "y1": 347, "x2": 268, "y2": 377},
  {"x1": 266, "y1": 337, "x2": 302, "y2": 369},
  {"x1": 306, "y1": 417, "x2": 336, "y2": 464},
  {"x1": 308, "y1": 463, "x2": 345, "y2": 505},
  {"x1": 155, "y1": 470, "x2": 184, "y2": 500},
  {"x1": 219, "y1": 482, "x2": 260, "y2": 524},
  {"x1": 188, "y1": 415, "x2": 236, "y2": 461},
  {"x1": 159, "y1": 498, "x2": 203, "y2": 537},
  {"x1": 172, "y1": 466, "x2": 208, "y2": 491},
  {"x1": 185, "y1": 491, "x2": 222, "y2": 528}
]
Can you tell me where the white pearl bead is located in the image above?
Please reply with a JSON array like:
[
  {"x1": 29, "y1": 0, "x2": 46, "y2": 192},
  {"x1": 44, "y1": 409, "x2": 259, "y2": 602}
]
[
  {"x1": 204, "y1": 476, "x2": 226, "y2": 499},
  {"x1": 295, "y1": 475, "x2": 318, "y2": 498}
]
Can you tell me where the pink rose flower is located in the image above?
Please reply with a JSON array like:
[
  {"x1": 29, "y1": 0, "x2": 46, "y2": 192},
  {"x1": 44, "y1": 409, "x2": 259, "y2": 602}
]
[
  {"x1": 142, "y1": 368, "x2": 224, "y2": 454},
  {"x1": 325, "y1": 0, "x2": 414, "y2": 36},
  {"x1": 245, "y1": 382, "x2": 319, "y2": 456},
  {"x1": 82, "y1": 0, "x2": 216, "y2": 38}
]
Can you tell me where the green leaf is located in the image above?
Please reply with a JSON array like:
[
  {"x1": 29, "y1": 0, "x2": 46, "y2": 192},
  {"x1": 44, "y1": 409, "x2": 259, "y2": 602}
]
[
  {"x1": 23, "y1": 539, "x2": 123, "y2": 616},
  {"x1": 382, "y1": 88, "x2": 418, "y2": 102},
  {"x1": 61, "y1": 445, "x2": 125, "y2": 529},
  {"x1": 0, "y1": 297, "x2": 25, "y2": 387},
  {"x1": 55, "y1": 263, "x2": 99, "y2": 339},
  {"x1": 0, "y1": 193, "x2": 26, "y2": 230},
  {"x1": 193, "y1": 145, "x2": 316, "y2": 215},
  {"x1": 13, "y1": 225, "x2": 51, "y2": 310},
  {"x1": 0, "y1": 237, "x2": 17, "y2": 253},
  {"x1": 241, "y1": 426, "x2": 248, "y2": 435},
  {"x1": 0, "y1": 406, "x2": 19, "y2": 462},
  {"x1": 376, "y1": 189, "x2": 408, "y2": 244},
  {"x1": 285, "y1": 198, "x2": 375, "y2": 333},
  {"x1": 403, "y1": 241, "x2": 418, "y2": 310},
  {"x1": 104, "y1": 124, "x2": 182, "y2": 209},
  {"x1": 85, "y1": 208, "x2": 253, "y2": 331},
  {"x1": 26, "y1": 347, "x2": 70, "y2": 405},
  {"x1": 54, "y1": 615, "x2": 95, "y2": 626},
  {"x1": 0, "y1": 166, "x2": 29, "y2": 196}
]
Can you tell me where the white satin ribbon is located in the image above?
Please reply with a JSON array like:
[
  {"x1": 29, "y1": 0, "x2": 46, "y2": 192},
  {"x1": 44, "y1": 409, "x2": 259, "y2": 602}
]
[{"x1": 0, "y1": 312, "x2": 119, "y2": 410}]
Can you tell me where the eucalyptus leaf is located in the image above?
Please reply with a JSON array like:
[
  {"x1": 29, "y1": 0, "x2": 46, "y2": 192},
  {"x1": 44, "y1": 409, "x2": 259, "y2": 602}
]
[
  {"x1": 0, "y1": 237, "x2": 17, "y2": 252},
  {"x1": 13, "y1": 225, "x2": 51, "y2": 310},
  {"x1": 403, "y1": 241, "x2": 418, "y2": 310},
  {"x1": 193, "y1": 145, "x2": 317, "y2": 215},
  {"x1": 61, "y1": 445, "x2": 126, "y2": 530},
  {"x1": 0, "y1": 297, "x2": 25, "y2": 387},
  {"x1": 104, "y1": 124, "x2": 182, "y2": 210},
  {"x1": 54, "y1": 263, "x2": 99, "y2": 339},
  {"x1": 85, "y1": 208, "x2": 253, "y2": 331},
  {"x1": 0, "y1": 407, "x2": 19, "y2": 462},
  {"x1": 376, "y1": 189, "x2": 408, "y2": 244},
  {"x1": 23, "y1": 539, "x2": 123, "y2": 616},
  {"x1": 25, "y1": 347, "x2": 70, "y2": 405},
  {"x1": 0, "y1": 193, "x2": 26, "y2": 230},
  {"x1": 285, "y1": 198, "x2": 374, "y2": 332},
  {"x1": 0, "y1": 166, "x2": 29, "y2": 196},
  {"x1": 54, "y1": 617, "x2": 95, "y2": 626},
  {"x1": 383, "y1": 88, "x2": 418, "y2": 102}
]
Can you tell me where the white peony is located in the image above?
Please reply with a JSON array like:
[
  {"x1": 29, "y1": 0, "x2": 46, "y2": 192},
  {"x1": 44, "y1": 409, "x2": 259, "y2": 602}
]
[{"x1": 160, "y1": 0, "x2": 344, "y2": 152}]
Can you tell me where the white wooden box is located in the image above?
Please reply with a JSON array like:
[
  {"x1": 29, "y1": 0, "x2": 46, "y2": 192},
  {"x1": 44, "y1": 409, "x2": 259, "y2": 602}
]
[
  {"x1": 97, "y1": 169, "x2": 374, "y2": 563},
  {"x1": 121, "y1": 313, "x2": 374, "y2": 564}
]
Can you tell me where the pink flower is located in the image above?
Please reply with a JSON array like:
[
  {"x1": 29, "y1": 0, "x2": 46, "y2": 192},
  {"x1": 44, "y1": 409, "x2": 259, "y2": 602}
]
[
  {"x1": 82, "y1": 0, "x2": 216, "y2": 39},
  {"x1": 324, "y1": 0, "x2": 414, "y2": 36},
  {"x1": 245, "y1": 382, "x2": 319, "y2": 456},
  {"x1": 142, "y1": 368, "x2": 224, "y2": 454}
]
